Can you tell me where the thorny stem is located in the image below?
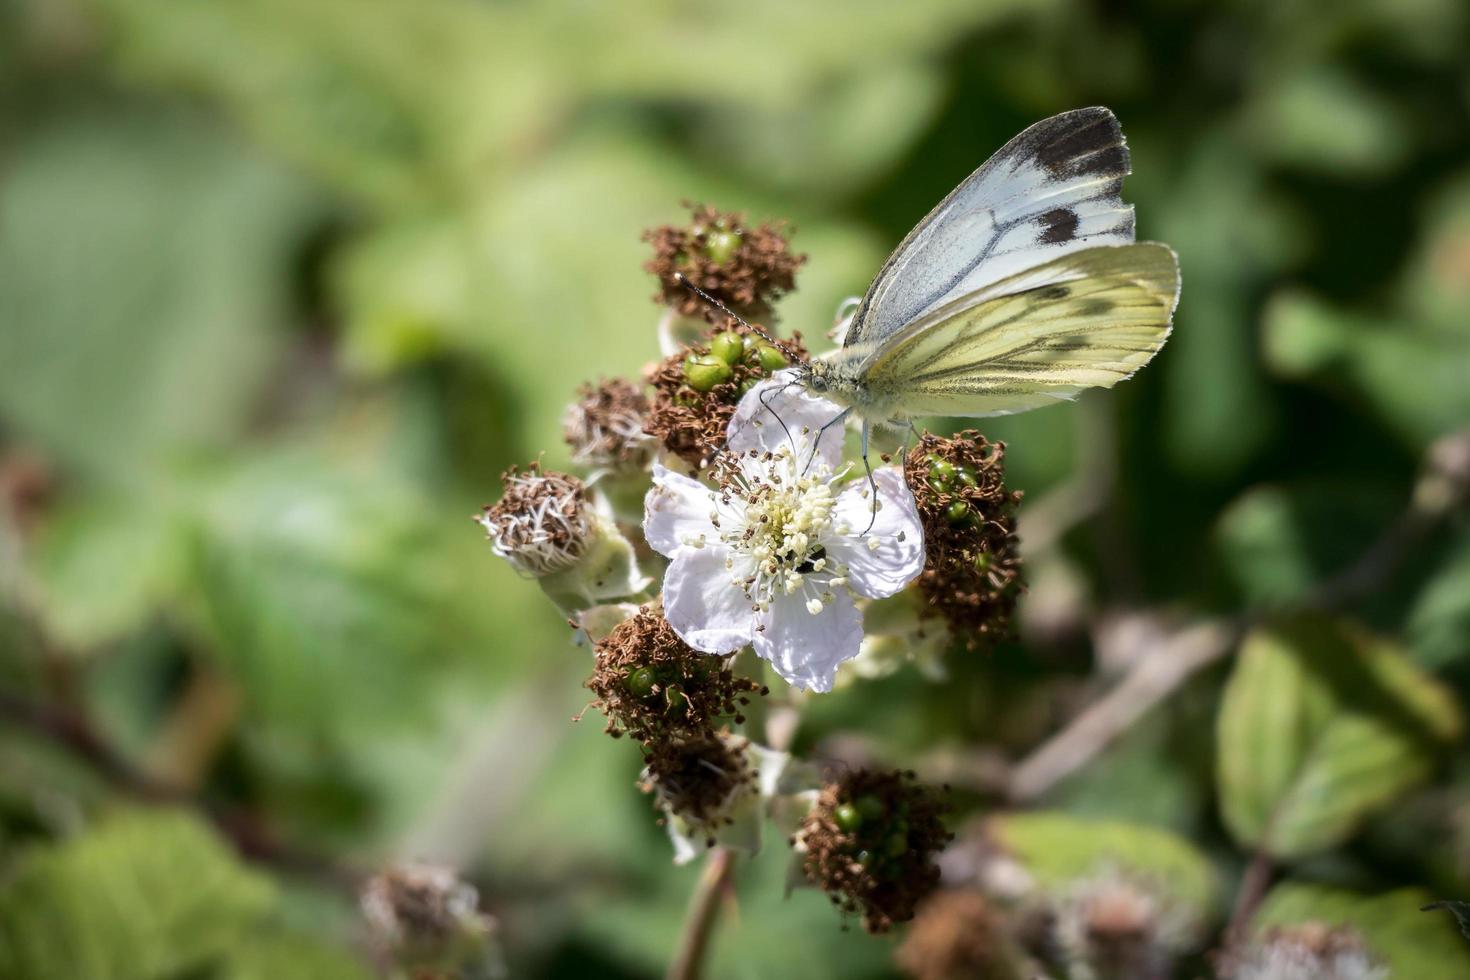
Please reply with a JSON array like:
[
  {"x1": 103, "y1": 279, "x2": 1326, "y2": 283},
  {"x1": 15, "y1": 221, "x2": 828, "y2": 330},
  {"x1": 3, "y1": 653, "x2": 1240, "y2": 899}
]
[
  {"x1": 666, "y1": 847, "x2": 737, "y2": 980},
  {"x1": 1008, "y1": 431, "x2": 1468, "y2": 802},
  {"x1": 0, "y1": 687, "x2": 359, "y2": 893}
]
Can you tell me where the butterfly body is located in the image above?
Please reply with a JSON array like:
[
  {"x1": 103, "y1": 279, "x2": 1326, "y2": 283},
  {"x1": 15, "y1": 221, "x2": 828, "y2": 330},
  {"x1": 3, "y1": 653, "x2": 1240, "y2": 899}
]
[{"x1": 799, "y1": 107, "x2": 1180, "y2": 447}]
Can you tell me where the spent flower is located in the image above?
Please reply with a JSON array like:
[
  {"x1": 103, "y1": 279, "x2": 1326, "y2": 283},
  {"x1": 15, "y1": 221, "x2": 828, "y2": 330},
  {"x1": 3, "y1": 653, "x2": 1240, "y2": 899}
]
[
  {"x1": 1221, "y1": 923, "x2": 1387, "y2": 980},
  {"x1": 643, "y1": 202, "x2": 805, "y2": 323},
  {"x1": 644, "y1": 377, "x2": 924, "y2": 691},
  {"x1": 563, "y1": 378, "x2": 655, "y2": 471}
]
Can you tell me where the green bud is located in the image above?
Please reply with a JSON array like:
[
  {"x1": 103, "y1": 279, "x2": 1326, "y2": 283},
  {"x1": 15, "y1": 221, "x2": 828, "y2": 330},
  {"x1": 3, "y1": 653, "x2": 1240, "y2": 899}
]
[
  {"x1": 945, "y1": 501, "x2": 971, "y2": 525},
  {"x1": 755, "y1": 343, "x2": 788, "y2": 372},
  {"x1": 627, "y1": 667, "x2": 657, "y2": 698},
  {"x1": 855, "y1": 795, "x2": 885, "y2": 821},
  {"x1": 684, "y1": 354, "x2": 733, "y2": 392},
  {"x1": 928, "y1": 457, "x2": 957, "y2": 482},
  {"x1": 834, "y1": 803, "x2": 863, "y2": 832},
  {"x1": 710, "y1": 331, "x2": 744, "y2": 366},
  {"x1": 704, "y1": 229, "x2": 742, "y2": 265}
]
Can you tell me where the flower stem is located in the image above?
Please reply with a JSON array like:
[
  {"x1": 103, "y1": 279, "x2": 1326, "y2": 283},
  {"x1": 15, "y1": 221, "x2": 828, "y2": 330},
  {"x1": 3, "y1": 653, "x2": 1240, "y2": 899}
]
[{"x1": 666, "y1": 848, "x2": 736, "y2": 980}]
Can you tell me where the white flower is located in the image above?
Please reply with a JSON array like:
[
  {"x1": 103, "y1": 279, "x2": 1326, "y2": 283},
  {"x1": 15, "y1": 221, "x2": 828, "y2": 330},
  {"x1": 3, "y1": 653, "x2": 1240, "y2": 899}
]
[{"x1": 643, "y1": 374, "x2": 925, "y2": 692}]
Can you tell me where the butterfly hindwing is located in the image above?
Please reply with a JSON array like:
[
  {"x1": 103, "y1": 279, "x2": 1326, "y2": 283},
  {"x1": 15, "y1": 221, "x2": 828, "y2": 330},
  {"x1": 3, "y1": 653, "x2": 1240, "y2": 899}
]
[
  {"x1": 859, "y1": 243, "x2": 1179, "y2": 419},
  {"x1": 845, "y1": 107, "x2": 1136, "y2": 349}
]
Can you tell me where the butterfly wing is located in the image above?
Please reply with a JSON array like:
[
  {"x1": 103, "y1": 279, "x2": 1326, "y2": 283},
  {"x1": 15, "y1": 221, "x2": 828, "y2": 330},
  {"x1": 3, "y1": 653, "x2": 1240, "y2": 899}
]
[
  {"x1": 857, "y1": 243, "x2": 1179, "y2": 419},
  {"x1": 844, "y1": 107, "x2": 1136, "y2": 350}
]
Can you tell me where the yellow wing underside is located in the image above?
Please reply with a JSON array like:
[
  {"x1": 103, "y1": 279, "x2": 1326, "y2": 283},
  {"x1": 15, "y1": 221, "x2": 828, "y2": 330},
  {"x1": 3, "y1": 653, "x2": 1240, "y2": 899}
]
[{"x1": 862, "y1": 243, "x2": 1180, "y2": 419}]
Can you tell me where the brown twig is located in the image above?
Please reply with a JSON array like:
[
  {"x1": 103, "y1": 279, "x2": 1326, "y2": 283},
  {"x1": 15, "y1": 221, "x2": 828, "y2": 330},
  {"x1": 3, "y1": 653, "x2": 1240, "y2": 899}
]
[
  {"x1": 666, "y1": 848, "x2": 736, "y2": 980},
  {"x1": 1225, "y1": 849, "x2": 1275, "y2": 948}
]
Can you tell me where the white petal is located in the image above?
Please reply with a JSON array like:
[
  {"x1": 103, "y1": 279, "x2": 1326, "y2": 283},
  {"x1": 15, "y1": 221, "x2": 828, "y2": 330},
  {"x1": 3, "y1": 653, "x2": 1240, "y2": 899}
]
[
  {"x1": 727, "y1": 371, "x2": 847, "y2": 471},
  {"x1": 644, "y1": 463, "x2": 717, "y2": 558},
  {"x1": 662, "y1": 546, "x2": 754, "y2": 654},
  {"x1": 753, "y1": 590, "x2": 863, "y2": 693},
  {"x1": 826, "y1": 466, "x2": 926, "y2": 598}
]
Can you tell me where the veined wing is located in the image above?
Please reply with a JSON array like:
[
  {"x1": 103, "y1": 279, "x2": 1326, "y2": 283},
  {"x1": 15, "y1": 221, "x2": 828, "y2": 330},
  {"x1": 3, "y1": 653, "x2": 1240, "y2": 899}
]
[
  {"x1": 861, "y1": 243, "x2": 1179, "y2": 419},
  {"x1": 845, "y1": 107, "x2": 1135, "y2": 349}
]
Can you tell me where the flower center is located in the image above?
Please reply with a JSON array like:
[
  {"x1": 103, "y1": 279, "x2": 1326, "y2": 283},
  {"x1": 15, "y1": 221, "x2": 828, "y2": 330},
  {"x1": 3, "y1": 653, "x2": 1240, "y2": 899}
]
[{"x1": 718, "y1": 448, "x2": 848, "y2": 614}]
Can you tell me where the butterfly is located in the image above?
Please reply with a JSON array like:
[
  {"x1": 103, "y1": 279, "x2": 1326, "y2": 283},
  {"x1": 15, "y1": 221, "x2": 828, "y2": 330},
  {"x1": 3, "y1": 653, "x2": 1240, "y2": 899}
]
[{"x1": 798, "y1": 106, "x2": 1179, "y2": 462}]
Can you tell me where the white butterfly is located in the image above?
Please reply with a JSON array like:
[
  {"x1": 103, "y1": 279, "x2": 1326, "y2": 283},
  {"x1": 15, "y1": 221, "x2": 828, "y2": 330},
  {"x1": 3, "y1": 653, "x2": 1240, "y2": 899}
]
[{"x1": 799, "y1": 107, "x2": 1180, "y2": 459}]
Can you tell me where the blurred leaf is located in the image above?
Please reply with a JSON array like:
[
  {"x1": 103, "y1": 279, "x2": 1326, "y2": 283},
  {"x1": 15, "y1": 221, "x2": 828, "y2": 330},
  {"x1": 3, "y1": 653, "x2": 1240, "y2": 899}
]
[
  {"x1": 1214, "y1": 482, "x2": 1400, "y2": 607},
  {"x1": 26, "y1": 498, "x2": 183, "y2": 653},
  {"x1": 0, "y1": 99, "x2": 321, "y2": 482},
  {"x1": 1254, "y1": 883, "x2": 1470, "y2": 979},
  {"x1": 1263, "y1": 290, "x2": 1470, "y2": 448},
  {"x1": 1217, "y1": 618, "x2": 1462, "y2": 859},
  {"x1": 0, "y1": 808, "x2": 275, "y2": 980},
  {"x1": 1405, "y1": 540, "x2": 1470, "y2": 669},
  {"x1": 989, "y1": 812, "x2": 1219, "y2": 923},
  {"x1": 1243, "y1": 66, "x2": 1411, "y2": 176},
  {"x1": 216, "y1": 931, "x2": 373, "y2": 980},
  {"x1": 1400, "y1": 171, "x2": 1470, "y2": 332}
]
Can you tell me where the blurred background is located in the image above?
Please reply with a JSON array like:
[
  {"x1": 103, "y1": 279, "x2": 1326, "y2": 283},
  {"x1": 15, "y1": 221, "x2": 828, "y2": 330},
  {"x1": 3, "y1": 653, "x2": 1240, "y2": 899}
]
[{"x1": 2, "y1": 0, "x2": 1468, "y2": 977}]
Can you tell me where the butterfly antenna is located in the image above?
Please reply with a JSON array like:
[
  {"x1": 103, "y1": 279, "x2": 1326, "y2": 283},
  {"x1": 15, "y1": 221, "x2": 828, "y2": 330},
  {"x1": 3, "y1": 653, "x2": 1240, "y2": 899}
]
[{"x1": 672, "y1": 272, "x2": 787, "y2": 351}]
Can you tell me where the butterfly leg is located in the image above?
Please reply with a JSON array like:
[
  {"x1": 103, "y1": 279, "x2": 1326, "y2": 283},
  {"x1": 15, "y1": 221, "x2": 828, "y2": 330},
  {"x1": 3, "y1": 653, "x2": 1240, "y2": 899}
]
[
  {"x1": 758, "y1": 380, "x2": 800, "y2": 459},
  {"x1": 860, "y1": 421, "x2": 881, "y2": 535}
]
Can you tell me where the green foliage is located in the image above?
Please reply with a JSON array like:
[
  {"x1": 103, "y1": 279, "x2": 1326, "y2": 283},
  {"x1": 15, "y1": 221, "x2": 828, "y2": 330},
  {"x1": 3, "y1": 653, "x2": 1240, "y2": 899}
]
[
  {"x1": 989, "y1": 812, "x2": 1219, "y2": 923},
  {"x1": 1255, "y1": 883, "x2": 1470, "y2": 979},
  {"x1": 1217, "y1": 619, "x2": 1462, "y2": 859},
  {"x1": 0, "y1": 808, "x2": 276, "y2": 980}
]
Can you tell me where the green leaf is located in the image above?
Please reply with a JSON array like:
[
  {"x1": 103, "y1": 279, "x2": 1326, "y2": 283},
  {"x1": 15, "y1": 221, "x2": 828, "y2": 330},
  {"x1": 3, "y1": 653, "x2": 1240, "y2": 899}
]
[
  {"x1": 0, "y1": 99, "x2": 321, "y2": 482},
  {"x1": 988, "y1": 812, "x2": 1219, "y2": 926},
  {"x1": 26, "y1": 497, "x2": 184, "y2": 653},
  {"x1": 216, "y1": 931, "x2": 374, "y2": 980},
  {"x1": 1255, "y1": 883, "x2": 1470, "y2": 980},
  {"x1": 1407, "y1": 541, "x2": 1470, "y2": 669},
  {"x1": 0, "y1": 808, "x2": 276, "y2": 980},
  {"x1": 1216, "y1": 618, "x2": 1462, "y2": 859}
]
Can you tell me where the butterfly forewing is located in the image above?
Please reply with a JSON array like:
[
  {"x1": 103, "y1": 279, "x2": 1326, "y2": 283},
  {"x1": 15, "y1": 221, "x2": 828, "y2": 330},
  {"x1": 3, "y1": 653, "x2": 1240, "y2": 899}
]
[
  {"x1": 845, "y1": 107, "x2": 1136, "y2": 349},
  {"x1": 860, "y1": 243, "x2": 1179, "y2": 419}
]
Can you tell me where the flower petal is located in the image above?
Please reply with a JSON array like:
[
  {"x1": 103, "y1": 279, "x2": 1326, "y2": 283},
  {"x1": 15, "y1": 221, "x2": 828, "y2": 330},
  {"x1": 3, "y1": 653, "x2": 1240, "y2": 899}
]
[
  {"x1": 644, "y1": 463, "x2": 717, "y2": 558},
  {"x1": 728, "y1": 371, "x2": 847, "y2": 471},
  {"x1": 753, "y1": 590, "x2": 863, "y2": 693},
  {"x1": 662, "y1": 546, "x2": 754, "y2": 654},
  {"x1": 827, "y1": 466, "x2": 926, "y2": 598}
]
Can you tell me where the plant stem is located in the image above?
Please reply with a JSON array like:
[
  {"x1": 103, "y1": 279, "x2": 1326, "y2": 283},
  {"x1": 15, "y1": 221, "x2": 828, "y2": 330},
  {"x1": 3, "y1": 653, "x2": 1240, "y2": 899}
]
[
  {"x1": 666, "y1": 848, "x2": 736, "y2": 980},
  {"x1": 1226, "y1": 849, "x2": 1275, "y2": 947}
]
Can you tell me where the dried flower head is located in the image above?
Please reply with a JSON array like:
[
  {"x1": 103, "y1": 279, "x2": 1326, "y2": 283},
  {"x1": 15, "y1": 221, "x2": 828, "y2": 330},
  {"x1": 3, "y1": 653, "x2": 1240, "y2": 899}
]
[
  {"x1": 644, "y1": 322, "x2": 809, "y2": 469},
  {"x1": 642, "y1": 733, "x2": 759, "y2": 846},
  {"x1": 798, "y1": 768, "x2": 952, "y2": 933},
  {"x1": 360, "y1": 861, "x2": 489, "y2": 960},
  {"x1": 563, "y1": 378, "x2": 655, "y2": 470},
  {"x1": 644, "y1": 203, "x2": 805, "y2": 323},
  {"x1": 1053, "y1": 869, "x2": 1189, "y2": 980},
  {"x1": 1222, "y1": 923, "x2": 1387, "y2": 980},
  {"x1": 587, "y1": 606, "x2": 765, "y2": 744},
  {"x1": 895, "y1": 889, "x2": 1028, "y2": 980},
  {"x1": 903, "y1": 431, "x2": 1023, "y2": 650},
  {"x1": 476, "y1": 463, "x2": 594, "y2": 577}
]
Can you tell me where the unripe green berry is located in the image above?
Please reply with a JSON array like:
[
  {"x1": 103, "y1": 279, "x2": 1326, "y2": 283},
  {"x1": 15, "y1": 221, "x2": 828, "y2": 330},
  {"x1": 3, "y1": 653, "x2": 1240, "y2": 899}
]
[
  {"x1": 665, "y1": 685, "x2": 688, "y2": 711},
  {"x1": 755, "y1": 343, "x2": 788, "y2": 372},
  {"x1": 855, "y1": 795, "x2": 885, "y2": 821},
  {"x1": 945, "y1": 501, "x2": 971, "y2": 525},
  {"x1": 738, "y1": 377, "x2": 759, "y2": 396},
  {"x1": 928, "y1": 456, "x2": 957, "y2": 483},
  {"x1": 973, "y1": 552, "x2": 993, "y2": 574},
  {"x1": 626, "y1": 667, "x2": 657, "y2": 698},
  {"x1": 684, "y1": 354, "x2": 733, "y2": 392},
  {"x1": 704, "y1": 229, "x2": 742, "y2": 265},
  {"x1": 710, "y1": 331, "x2": 744, "y2": 366},
  {"x1": 955, "y1": 465, "x2": 978, "y2": 488},
  {"x1": 886, "y1": 832, "x2": 908, "y2": 857},
  {"x1": 833, "y1": 803, "x2": 863, "y2": 832}
]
